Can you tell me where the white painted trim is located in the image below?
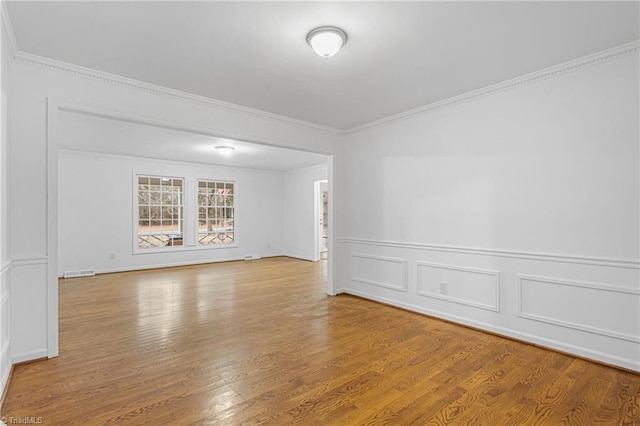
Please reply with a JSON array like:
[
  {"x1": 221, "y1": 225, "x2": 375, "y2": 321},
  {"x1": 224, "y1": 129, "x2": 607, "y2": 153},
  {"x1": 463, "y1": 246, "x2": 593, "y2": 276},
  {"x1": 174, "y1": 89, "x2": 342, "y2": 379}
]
[
  {"x1": 0, "y1": 260, "x2": 11, "y2": 274},
  {"x1": 345, "y1": 40, "x2": 640, "y2": 134},
  {"x1": 351, "y1": 253, "x2": 407, "y2": 292},
  {"x1": 518, "y1": 274, "x2": 640, "y2": 295},
  {"x1": 517, "y1": 274, "x2": 640, "y2": 343},
  {"x1": 312, "y1": 179, "x2": 327, "y2": 262},
  {"x1": 336, "y1": 238, "x2": 639, "y2": 270},
  {"x1": 0, "y1": 341, "x2": 10, "y2": 401},
  {"x1": 55, "y1": 254, "x2": 287, "y2": 278},
  {"x1": 55, "y1": 100, "x2": 335, "y2": 154},
  {"x1": 280, "y1": 253, "x2": 316, "y2": 262},
  {"x1": 78, "y1": 256, "x2": 244, "y2": 276},
  {"x1": 6, "y1": 3, "x2": 635, "y2": 137},
  {"x1": 131, "y1": 172, "x2": 216, "y2": 256},
  {"x1": 338, "y1": 288, "x2": 640, "y2": 372},
  {"x1": 46, "y1": 98, "x2": 59, "y2": 358},
  {"x1": 14, "y1": 51, "x2": 342, "y2": 135},
  {"x1": 11, "y1": 257, "x2": 48, "y2": 267},
  {"x1": 415, "y1": 261, "x2": 500, "y2": 312},
  {"x1": 326, "y1": 156, "x2": 335, "y2": 296},
  {"x1": 192, "y1": 177, "x2": 240, "y2": 252},
  {"x1": 51, "y1": 99, "x2": 337, "y2": 349},
  {"x1": 11, "y1": 348, "x2": 48, "y2": 364},
  {"x1": 283, "y1": 163, "x2": 328, "y2": 176},
  {"x1": 58, "y1": 149, "x2": 284, "y2": 176}
]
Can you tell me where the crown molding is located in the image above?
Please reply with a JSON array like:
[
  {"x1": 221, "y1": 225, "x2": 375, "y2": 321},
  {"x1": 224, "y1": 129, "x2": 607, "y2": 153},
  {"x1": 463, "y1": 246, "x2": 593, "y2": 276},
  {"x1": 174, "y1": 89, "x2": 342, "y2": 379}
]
[
  {"x1": 1, "y1": 1, "x2": 18, "y2": 58},
  {"x1": 11, "y1": 51, "x2": 343, "y2": 135},
  {"x1": 344, "y1": 40, "x2": 640, "y2": 134},
  {"x1": 3, "y1": 0, "x2": 638, "y2": 139}
]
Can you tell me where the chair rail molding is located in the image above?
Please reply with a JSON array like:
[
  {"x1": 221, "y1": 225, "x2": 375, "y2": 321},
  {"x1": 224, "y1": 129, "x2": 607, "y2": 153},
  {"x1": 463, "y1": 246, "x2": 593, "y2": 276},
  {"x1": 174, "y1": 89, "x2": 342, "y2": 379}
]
[
  {"x1": 11, "y1": 257, "x2": 48, "y2": 267},
  {"x1": 336, "y1": 238, "x2": 639, "y2": 270}
]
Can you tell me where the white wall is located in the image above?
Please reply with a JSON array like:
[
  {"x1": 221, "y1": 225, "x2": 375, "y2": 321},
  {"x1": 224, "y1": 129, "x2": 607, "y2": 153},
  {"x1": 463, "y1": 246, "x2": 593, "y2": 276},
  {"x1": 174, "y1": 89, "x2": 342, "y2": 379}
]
[
  {"x1": 337, "y1": 50, "x2": 640, "y2": 370},
  {"x1": 4, "y1": 9, "x2": 638, "y2": 377},
  {"x1": 282, "y1": 164, "x2": 328, "y2": 261},
  {"x1": 0, "y1": 4, "x2": 13, "y2": 397},
  {"x1": 8, "y1": 56, "x2": 339, "y2": 362},
  {"x1": 59, "y1": 150, "x2": 284, "y2": 274}
]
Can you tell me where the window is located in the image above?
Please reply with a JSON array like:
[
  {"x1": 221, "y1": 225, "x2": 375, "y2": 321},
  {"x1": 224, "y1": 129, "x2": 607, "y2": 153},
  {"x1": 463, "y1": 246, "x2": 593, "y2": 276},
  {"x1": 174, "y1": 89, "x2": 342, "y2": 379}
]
[
  {"x1": 137, "y1": 176, "x2": 183, "y2": 249},
  {"x1": 197, "y1": 180, "x2": 235, "y2": 245}
]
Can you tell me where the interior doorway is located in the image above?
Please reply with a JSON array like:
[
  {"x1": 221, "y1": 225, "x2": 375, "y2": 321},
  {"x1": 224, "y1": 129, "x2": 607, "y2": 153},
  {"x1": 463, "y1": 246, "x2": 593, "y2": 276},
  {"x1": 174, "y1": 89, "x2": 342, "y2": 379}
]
[
  {"x1": 46, "y1": 100, "x2": 338, "y2": 358},
  {"x1": 314, "y1": 180, "x2": 328, "y2": 262}
]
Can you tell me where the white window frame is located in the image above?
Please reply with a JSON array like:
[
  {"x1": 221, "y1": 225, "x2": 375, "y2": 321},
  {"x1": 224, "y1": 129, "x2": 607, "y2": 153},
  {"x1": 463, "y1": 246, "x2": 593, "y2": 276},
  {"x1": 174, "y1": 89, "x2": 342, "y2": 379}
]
[
  {"x1": 196, "y1": 179, "x2": 236, "y2": 246},
  {"x1": 132, "y1": 172, "x2": 239, "y2": 254},
  {"x1": 133, "y1": 174, "x2": 185, "y2": 252}
]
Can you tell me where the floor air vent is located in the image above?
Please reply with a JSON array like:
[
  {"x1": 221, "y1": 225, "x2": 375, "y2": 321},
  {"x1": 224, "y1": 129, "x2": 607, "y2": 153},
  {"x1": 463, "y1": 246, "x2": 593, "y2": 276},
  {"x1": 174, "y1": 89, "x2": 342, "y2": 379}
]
[{"x1": 63, "y1": 270, "x2": 96, "y2": 278}]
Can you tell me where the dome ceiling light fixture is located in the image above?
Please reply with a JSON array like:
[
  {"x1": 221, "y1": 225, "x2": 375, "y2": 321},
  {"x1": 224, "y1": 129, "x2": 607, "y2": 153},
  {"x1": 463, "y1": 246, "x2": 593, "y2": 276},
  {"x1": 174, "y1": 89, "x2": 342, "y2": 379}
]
[
  {"x1": 215, "y1": 145, "x2": 235, "y2": 156},
  {"x1": 306, "y1": 26, "x2": 348, "y2": 59}
]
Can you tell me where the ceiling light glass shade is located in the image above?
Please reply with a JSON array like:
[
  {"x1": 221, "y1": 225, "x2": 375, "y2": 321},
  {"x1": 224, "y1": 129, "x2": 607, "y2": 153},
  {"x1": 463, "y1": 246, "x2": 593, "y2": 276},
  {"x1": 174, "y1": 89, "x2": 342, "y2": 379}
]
[
  {"x1": 215, "y1": 145, "x2": 235, "y2": 156},
  {"x1": 306, "y1": 27, "x2": 347, "y2": 58}
]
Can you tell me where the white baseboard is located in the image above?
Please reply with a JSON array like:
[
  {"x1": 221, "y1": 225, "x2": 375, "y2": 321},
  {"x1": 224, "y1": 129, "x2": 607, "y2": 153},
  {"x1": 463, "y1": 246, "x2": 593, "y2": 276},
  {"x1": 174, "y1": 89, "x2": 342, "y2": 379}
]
[
  {"x1": 339, "y1": 288, "x2": 640, "y2": 372},
  {"x1": 12, "y1": 348, "x2": 48, "y2": 364},
  {"x1": 58, "y1": 254, "x2": 288, "y2": 277},
  {"x1": 280, "y1": 253, "x2": 316, "y2": 262}
]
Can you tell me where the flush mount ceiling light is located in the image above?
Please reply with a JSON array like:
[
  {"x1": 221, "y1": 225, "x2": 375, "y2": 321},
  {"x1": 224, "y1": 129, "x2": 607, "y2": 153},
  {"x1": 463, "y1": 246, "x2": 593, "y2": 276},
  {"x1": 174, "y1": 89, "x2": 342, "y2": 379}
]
[
  {"x1": 306, "y1": 26, "x2": 347, "y2": 59},
  {"x1": 215, "y1": 145, "x2": 235, "y2": 156}
]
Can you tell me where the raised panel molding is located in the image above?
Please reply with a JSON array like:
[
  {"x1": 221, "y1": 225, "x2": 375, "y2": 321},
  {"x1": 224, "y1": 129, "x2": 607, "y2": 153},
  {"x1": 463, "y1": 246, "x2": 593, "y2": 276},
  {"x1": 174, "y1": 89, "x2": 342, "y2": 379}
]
[
  {"x1": 416, "y1": 262, "x2": 500, "y2": 312},
  {"x1": 351, "y1": 253, "x2": 406, "y2": 292},
  {"x1": 0, "y1": 259, "x2": 11, "y2": 402},
  {"x1": 517, "y1": 274, "x2": 640, "y2": 343},
  {"x1": 339, "y1": 241, "x2": 640, "y2": 370}
]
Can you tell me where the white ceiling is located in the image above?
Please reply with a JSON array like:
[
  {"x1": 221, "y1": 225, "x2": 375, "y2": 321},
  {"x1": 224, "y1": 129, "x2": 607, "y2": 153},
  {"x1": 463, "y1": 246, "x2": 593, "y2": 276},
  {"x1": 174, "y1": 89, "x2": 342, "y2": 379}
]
[
  {"x1": 7, "y1": 1, "x2": 639, "y2": 131},
  {"x1": 58, "y1": 110, "x2": 328, "y2": 172}
]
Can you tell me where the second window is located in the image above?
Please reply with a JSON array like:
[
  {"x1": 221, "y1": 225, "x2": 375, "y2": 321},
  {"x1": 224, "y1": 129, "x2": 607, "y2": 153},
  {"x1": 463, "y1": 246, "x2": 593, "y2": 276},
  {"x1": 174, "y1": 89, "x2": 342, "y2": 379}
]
[{"x1": 197, "y1": 180, "x2": 235, "y2": 245}]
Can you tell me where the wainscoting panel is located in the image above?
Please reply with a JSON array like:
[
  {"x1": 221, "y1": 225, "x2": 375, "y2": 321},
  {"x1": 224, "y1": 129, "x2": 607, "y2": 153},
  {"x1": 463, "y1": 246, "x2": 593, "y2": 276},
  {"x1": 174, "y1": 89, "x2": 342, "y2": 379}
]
[
  {"x1": 0, "y1": 260, "x2": 12, "y2": 400},
  {"x1": 11, "y1": 258, "x2": 48, "y2": 363},
  {"x1": 336, "y1": 238, "x2": 640, "y2": 371},
  {"x1": 518, "y1": 274, "x2": 640, "y2": 343},
  {"x1": 416, "y1": 262, "x2": 500, "y2": 312},
  {"x1": 351, "y1": 253, "x2": 406, "y2": 292}
]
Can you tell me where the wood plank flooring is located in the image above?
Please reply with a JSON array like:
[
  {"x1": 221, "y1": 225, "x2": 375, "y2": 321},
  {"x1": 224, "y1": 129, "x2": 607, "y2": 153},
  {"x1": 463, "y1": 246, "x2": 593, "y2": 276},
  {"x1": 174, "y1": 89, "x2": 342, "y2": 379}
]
[{"x1": 2, "y1": 257, "x2": 639, "y2": 425}]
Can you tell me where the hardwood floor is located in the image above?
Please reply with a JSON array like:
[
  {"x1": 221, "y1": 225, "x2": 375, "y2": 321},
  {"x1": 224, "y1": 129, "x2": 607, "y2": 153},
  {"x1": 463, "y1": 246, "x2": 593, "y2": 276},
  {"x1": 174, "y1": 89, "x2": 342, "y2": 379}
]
[{"x1": 2, "y1": 257, "x2": 639, "y2": 425}]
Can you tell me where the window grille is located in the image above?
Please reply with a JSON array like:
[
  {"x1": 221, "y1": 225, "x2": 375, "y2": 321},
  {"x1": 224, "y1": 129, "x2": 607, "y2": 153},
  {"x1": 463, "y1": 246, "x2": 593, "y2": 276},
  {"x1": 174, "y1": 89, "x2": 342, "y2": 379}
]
[
  {"x1": 137, "y1": 176, "x2": 184, "y2": 249},
  {"x1": 197, "y1": 180, "x2": 234, "y2": 245}
]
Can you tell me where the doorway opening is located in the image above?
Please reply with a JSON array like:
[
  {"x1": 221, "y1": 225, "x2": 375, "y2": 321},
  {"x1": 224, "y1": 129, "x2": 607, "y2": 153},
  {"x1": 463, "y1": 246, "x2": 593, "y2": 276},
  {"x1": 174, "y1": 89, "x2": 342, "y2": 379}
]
[
  {"x1": 314, "y1": 179, "x2": 328, "y2": 262},
  {"x1": 47, "y1": 100, "x2": 338, "y2": 358}
]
